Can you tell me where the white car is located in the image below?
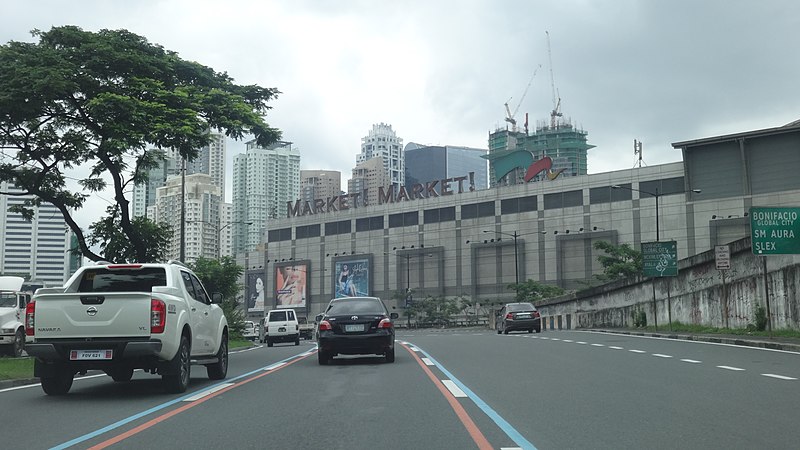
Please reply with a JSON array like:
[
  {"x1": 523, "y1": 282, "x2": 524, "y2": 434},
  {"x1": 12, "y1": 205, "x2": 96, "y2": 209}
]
[
  {"x1": 0, "y1": 276, "x2": 31, "y2": 357},
  {"x1": 263, "y1": 308, "x2": 300, "y2": 347},
  {"x1": 242, "y1": 321, "x2": 257, "y2": 341}
]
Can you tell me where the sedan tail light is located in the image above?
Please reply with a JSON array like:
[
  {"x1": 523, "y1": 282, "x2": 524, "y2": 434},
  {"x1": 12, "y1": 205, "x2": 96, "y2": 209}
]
[
  {"x1": 505, "y1": 313, "x2": 514, "y2": 320},
  {"x1": 25, "y1": 301, "x2": 35, "y2": 336},
  {"x1": 378, "y1": 318, "x2": 393, "y2": 329},
  {"x1": 319, "y1": 320, "x2": 332, "y2": 331}
]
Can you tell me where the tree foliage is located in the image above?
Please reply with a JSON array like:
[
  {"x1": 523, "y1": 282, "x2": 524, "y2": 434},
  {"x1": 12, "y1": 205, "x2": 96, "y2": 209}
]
[
  {"x1": 593, "y1": 240, "x2": 643, "y2": 282},
  {"x1": 409, "y1": 295, "x2": 464, "y2": 326},
  {"x1": 189, "y1": 256, "x2": 246, "y2": 337},
  {"x1": 508, "y1": 279, "x2": 565, "y2": 304},
  {"x1": 0, "y1": 26, "x2": 281, "y2": 262}
]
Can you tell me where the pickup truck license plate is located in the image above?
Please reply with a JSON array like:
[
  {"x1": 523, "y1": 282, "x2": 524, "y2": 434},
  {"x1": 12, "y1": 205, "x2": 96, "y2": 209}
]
[
  {"x1": 70, "y1": 350, "x2": 113, "y2": 360},
  {"x1": 344, "y1": 324, "x2": 363, "y2": 332}
]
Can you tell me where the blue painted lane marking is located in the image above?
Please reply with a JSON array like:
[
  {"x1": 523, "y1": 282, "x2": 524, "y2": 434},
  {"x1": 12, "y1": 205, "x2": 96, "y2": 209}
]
[
  {"x1": 51, "y1": 351, "x2": 310, "y2": 450},
  {"x1": 413, "y1": 345, "x2": 538, "y2": 450}
]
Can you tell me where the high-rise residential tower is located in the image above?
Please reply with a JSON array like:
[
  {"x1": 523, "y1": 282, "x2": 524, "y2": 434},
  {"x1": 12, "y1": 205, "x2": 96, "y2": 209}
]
[
  {"x1": 356, "y1": 123, "x2": 404, "y2": 188},
  {"x1": 0, "y1": 182, "x2": 77, "y2": 285},
  {"x1": 232, "y1": 140, "x2": 300, "y2": 254},
  {"x1": 348, "y1": 157, "x2": 391, "y2": 206},
  {"x1": 300, "y1": 170, "x2": 341, "y2": 203}
]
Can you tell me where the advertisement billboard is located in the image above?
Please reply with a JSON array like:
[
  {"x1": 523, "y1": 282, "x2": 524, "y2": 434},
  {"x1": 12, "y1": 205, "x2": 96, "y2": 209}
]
[
  {"x1": 245, "y1": 269, "x2": 266, "y2": 313},
  {"x1": 275, "y1": 262, "x2": 308, "y2": 308},
  {"x1": 333, "y1": 257, "x2": 370, "y2": 298}
]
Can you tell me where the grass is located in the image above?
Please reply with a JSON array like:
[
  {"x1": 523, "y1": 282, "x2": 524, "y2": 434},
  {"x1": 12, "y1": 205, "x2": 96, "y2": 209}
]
[
  {"x1": 0, "y1": 356, "x2": 34, "y2": 381},
  {"x1": 632, "y1": 321, "x2": 800, "y2": 339},
  {"x1": 0, "y1": 338, "x2": 256, "y2": 381}
]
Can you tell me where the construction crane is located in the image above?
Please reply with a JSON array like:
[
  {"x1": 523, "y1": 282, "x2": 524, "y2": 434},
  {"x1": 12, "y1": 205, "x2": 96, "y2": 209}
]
[
  {"x1": 546, "y1": 31, "x2": 562, "y2": 129},
  {"x1": 504, "y1": 64, "x2": 542, "y2": 132}
]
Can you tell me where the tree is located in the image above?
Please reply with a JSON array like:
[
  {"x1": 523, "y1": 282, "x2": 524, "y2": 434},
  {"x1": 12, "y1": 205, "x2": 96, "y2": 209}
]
[
  {"x1": 592, "y1": 240, "x2": 643, "y2": 282},
  {"x1": 508, "y1": 280, "x2": 565, "y2": 304},
  {"x1": 0, "y1": 26, "x2": 281, "y2": 262},
  {"x1": 189, "y1": 256, "x2": 246, "y2": 337}
]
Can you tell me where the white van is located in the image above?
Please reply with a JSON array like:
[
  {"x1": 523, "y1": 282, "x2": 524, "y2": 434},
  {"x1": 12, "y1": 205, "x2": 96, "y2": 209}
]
[{"x1": 261, "y1": 308, "x2": 300, "y2": 347}]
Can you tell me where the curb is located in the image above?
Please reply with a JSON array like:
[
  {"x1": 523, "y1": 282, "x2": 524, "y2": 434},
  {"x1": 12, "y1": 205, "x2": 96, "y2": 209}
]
[{"x1": 586, "y1": 329, "x2": 800, "y2": 353}]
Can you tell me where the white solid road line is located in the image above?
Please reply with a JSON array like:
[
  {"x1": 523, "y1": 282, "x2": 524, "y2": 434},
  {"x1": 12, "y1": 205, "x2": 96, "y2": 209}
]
[{"x1": 441, "y1": 379, "x2": 467, "y2": 398}]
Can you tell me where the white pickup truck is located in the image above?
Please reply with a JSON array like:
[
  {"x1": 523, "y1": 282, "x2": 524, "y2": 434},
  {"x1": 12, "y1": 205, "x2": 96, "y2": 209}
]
[
  {"x1": 0, "y1": 276, "x2": 31, "y2": 357},
  {"x1": 25, "y1": 261, "x2": 229, "y2": 395}
]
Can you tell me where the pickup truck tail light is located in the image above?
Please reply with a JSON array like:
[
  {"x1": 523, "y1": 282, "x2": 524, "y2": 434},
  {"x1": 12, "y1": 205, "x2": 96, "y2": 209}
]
[
  {"x1": 151, "y1": 299, "x2": 166, "y2": 334},
  {"x1": 319, "y1": 320, "x2": 332, "y2": 331},
  {"x1": 377, "y1": 318, "x2": 393, "y2": 329},
  {"x1": 25, "y1": 301, "x2": 35, "y2": 336},
  {"x1": 534, "y1": 311, "x2": 541, "y2": 318}
]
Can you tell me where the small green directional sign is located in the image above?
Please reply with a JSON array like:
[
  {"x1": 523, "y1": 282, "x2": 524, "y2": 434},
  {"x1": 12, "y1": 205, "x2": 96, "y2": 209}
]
[{"x1": 641, "y1": 241, "x2": 678, "y2": 277}]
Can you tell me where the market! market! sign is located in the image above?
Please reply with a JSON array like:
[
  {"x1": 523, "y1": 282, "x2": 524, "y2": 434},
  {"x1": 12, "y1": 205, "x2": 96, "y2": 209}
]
[{"x1": 287, "y1": 172, "x2": 476, "y2": 217}]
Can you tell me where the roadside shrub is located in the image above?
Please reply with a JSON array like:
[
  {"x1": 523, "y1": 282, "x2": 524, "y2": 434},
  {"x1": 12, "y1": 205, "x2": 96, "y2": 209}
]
[
  {"x1": 754, "y1": 304, "x2": 768, "y2": 331},
  {"x1": 632, "y1": 308, "x2": 647, "y2": 328}
]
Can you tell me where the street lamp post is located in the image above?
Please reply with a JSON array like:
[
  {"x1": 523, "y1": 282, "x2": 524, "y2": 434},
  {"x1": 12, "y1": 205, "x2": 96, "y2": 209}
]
[
  {"x1": 482, "y1": 230, "x2": 520, "y2": 286},
  {"x1": 611, "y1": 184, "x2": 701, "y2": 330}
]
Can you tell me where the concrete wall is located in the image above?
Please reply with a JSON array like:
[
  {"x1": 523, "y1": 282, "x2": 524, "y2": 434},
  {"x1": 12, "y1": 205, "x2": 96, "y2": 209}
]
[{"x1": 537, "y1": 237, "x2": 800, "y2": 330}]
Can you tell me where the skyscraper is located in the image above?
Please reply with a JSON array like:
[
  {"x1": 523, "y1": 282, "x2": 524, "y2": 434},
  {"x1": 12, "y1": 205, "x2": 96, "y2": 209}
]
[
  {"x1": 0, "y1": 182, "x2": 75, "y2": 285},
  {"x1": 301, "y1": 170, "x2": 341, "y2": 203},
  {"x1": 356, "y1": 123, "x2": 404, "y2": 188},
  {"x1": 232, "y1": 140, "x2": 300, "y2": 254},
  {"x1": 348, "y1": 157, "x2": 391, "y2": 206},
  {"x1": 404, "y1": 143, "x2": 489, "y2": 191}
]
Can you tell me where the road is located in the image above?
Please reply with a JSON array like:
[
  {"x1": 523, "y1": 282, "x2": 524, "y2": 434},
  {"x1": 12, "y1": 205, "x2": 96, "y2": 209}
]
[{"x1": 3, "y1": 329, "x2": 800, "y2": 449}]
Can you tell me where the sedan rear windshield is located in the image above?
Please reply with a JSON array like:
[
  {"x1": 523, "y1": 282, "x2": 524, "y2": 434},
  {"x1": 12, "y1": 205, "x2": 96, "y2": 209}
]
[
  {"x1": 77, "y1": 268, "x2": 167, "y2": 292},
  {"x1": 507, "y1": 303, "x2": 536, "y2": 312},
  {"x1": 327, "y1": 299, "x2": 386, "y2": 315}
]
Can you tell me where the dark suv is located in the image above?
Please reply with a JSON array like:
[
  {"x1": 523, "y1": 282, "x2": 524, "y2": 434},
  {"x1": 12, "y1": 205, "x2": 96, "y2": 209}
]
[
  {"x1": 497, "y1": 302, "x2": 541, "y2": 334},
  {"x1": 316, "y1": 296, "x2": 398, "y2": 365}
]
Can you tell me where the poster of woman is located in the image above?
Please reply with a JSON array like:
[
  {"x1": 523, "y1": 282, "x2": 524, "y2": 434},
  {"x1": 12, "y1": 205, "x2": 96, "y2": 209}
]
[
  {"x1": 334, "y1": 258, "x2": 370, "y2": 298},
  {"x1": 275, "y1": 263, "x2": 307, "y2": 308},
  {"x1": 246, "y1": 270, "x2": 265, "y2": 312}
]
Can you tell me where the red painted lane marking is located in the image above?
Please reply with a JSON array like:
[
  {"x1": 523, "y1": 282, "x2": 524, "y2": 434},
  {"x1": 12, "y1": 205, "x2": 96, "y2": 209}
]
[
  {"x1": 401, "y1": 342, "x2": 493, "y2": 450},
  {"x1": 87, "y1": 353, "x2": 312, "y2": 450}
]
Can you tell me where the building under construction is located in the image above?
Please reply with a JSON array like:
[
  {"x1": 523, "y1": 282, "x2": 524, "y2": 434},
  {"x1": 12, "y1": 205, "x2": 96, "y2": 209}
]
[{"x1": 485, "y1": 116, "x2": 595, "y2": 187}]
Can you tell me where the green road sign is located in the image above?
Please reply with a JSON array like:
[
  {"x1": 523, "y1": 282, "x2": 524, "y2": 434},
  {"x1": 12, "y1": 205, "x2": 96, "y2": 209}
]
[
  {"x1": 641, "y1": 241, "x2": 678, "y2": 277},
  {"x1": 750, "y1": 207, "x2": 800, "y2": 255}
]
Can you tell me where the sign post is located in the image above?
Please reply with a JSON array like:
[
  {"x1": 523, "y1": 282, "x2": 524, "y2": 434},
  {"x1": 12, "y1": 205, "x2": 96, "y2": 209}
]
[
  {"x1": 641, "y1": 241, "x2": 678, "y2": 330},
  {"x1": 715, "y1": 245, "x2": 730, "y2": 328}
]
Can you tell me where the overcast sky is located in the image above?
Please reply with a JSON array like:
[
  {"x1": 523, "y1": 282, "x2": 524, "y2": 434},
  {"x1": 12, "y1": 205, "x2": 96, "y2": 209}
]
[{"x1": 3, "y1": 0, "x2": 799, "y2": 229}]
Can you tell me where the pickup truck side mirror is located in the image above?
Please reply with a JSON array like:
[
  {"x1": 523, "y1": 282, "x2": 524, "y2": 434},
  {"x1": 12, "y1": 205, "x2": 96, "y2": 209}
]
[
  {"x1": 211, "y1": 292, "x2": 223, "y2": 304},
  {"x1": 390, "y1": 312, "x2": 399, "y2": 320}
]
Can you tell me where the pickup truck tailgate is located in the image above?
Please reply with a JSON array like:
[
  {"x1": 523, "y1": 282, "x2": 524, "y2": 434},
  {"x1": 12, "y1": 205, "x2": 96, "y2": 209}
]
[{"x1": 33, "y1": 292, "x2": 153, "y2": 339}]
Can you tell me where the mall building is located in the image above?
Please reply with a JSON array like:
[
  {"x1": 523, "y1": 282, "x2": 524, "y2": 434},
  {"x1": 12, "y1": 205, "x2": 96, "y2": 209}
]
[{"x1": 243, "y1": 120, "x2": 800, "y2": 318}]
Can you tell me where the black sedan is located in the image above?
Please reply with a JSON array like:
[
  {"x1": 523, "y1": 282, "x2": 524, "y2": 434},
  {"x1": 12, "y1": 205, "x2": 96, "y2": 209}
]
[
  {"x1": 316, "y1": 296, "x2": 398, "y2": 365},
  {"x1": 497, "y1": 302, "x2": 542, "y2": 334}
]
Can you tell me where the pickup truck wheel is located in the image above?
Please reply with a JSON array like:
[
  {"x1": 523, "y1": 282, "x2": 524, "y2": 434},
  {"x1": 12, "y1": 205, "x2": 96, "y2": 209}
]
[
  {"x1": 41, "y1": 366, "x2": 73, "y2": 395},
  {"x1": 295, "y1": 335, "x2": 300, "y2": 346},
  {"x1": 163, "y1": 335, "x2": 191, "y2": 393},
  {"x1": 10, "y1": 328, "x2": 24, "y2": 357},
  {"x1": 206, "y1": 334, "x2": 228, "y2": 380},
  {"x1": 109, "y1": 367, "x2": 134, "y2": 382}
]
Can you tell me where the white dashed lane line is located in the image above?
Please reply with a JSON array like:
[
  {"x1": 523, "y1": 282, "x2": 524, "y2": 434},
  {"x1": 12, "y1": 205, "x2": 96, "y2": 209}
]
[
  {"x1": 681, "y1": 359, "x2": 702, "y2": 364},
  {"x1": 629, "y1": 349, "x2": 647, "y2": 354},
  {"x1": 652, "y1": 354, "x2": 673, "y2": 358},
  {"x1": 762, "y1": 373, "x2": 797, "y2": 380},
  {"x1": 717, "y1": 366, "x2": 745, "y2": 371},
  {"x1": 421, "y1": 357, "x2": 435, "y2": 366},
  {"x1": 609, "y1": 346, "x2": 624, "y2": 350},
  {"x1": 441, "y1": 380, "x2": 467, "y2": 398},
  {"x1": 591, "y1": 343, "x2": 605, "y2": 347}
]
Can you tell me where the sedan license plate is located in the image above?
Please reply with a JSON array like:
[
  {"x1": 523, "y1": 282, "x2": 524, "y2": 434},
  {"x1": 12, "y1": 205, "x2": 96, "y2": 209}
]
[
  {"x1": 70, "y1": 350, "x2": 113, "y2": 360},
  {"x1": 344, "y1": 324, "x2": 364, "y2": 332},
  {"x1": 516, "y1": 313, "x2": 531, "y2": 319}
]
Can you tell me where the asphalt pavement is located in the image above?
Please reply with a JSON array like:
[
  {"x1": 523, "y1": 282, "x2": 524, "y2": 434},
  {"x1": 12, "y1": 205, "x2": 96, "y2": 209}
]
[{"x1": 4, "y1": 326, "x2": 799, "y2": 390}]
